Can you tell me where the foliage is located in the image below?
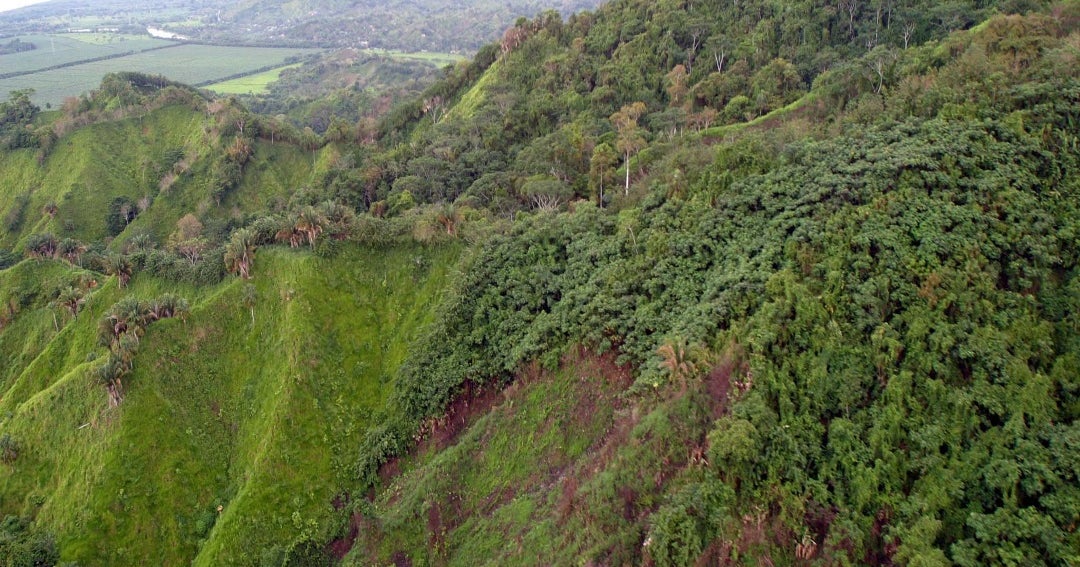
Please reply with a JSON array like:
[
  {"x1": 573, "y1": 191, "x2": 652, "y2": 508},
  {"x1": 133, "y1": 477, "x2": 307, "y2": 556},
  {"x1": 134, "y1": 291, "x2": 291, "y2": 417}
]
[
  {"x1": 0, "y1": 0, "x2": 1079, "y2": 565},
  {"x1": 0, "y1": 90, "x2": 39, "y2": 151},
  {"x1": 0, "y1": 516, "x2": 59, "y2": 567}
]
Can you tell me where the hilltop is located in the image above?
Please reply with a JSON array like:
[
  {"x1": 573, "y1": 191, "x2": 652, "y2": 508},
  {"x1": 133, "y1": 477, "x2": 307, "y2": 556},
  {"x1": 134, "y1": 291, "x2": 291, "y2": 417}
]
[{"x1": 1, "y1": 0, "x2": 1079, "y2": 565}]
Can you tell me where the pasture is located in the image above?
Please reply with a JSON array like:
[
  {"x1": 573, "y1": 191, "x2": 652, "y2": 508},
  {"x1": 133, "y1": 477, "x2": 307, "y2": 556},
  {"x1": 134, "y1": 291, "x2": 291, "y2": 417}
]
[
  {"x1": 0, "y1": 33, "x2": 173, "y2": 76},
  {"x1": 0, "y1": 39, "x2": 320, "y2": 107},
  {"x1": 204, "y1": 63, "x2": 303, "y2": 95}
]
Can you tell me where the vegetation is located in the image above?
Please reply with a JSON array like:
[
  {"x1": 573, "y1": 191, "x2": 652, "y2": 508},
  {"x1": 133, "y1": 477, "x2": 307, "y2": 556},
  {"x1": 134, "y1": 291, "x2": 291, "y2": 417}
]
[
  {"x1": 0, "y1": 0, "x2": 1078, "y2": 564},
  {"x1": 204, "y1": 64, "x2": 304, "y2": 95},
  {"x1": 0, "y1": 43, "x2": 320, "y2": 108},
  {"x1": 0, "y1": 0, "x2": 607, "y2": 53}
]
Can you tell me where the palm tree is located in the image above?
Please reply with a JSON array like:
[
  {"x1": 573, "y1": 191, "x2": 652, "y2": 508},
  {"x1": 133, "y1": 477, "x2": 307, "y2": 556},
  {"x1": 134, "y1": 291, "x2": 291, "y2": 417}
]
[
  {"x1": 295, "y1": 205, "x2": 326, "y2": 249},
  {"x1": 224, "y1": 228, "x2": 256, "y2": 279},
  {"x1": 435, "y1": 204, "x2": 463, "y2": 236},
  {"x1": 103, "y1": 254, "x2": 133, "y2": 288},
  {"x1": 147, "y1": 293, "x2": 188, "y2": 322},
  {"x1": 55, "y1": 286, "x2": 85, "y2": 319},
  {"x1": 98, "y1": 297, "x2": 144, "y2": 349},
  {"x1": 320, "y1": 200, "x2": 355, "y2": 240},
  {"x1": 25, "y1": 233, "x2": 59, "y2": 259},
  {"x1": 657, "y1": 336, "x2": 701, "y2": 391},
  {"x1": 58, "y1": 238, "x2": 87, "y2": 265}
]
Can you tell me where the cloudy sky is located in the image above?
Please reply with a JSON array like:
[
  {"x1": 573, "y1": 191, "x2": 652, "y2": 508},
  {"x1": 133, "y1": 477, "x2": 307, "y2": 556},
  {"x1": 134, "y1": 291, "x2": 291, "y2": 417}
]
[{"x1": 0, "y1": 0, "x2": 50, "y2": 14}]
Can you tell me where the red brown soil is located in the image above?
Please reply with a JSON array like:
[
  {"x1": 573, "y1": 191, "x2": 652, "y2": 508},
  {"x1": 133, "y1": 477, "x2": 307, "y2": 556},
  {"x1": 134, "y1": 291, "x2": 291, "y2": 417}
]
[{"x1": 327, "y1": 345, "x2": 634, "y2": 560}]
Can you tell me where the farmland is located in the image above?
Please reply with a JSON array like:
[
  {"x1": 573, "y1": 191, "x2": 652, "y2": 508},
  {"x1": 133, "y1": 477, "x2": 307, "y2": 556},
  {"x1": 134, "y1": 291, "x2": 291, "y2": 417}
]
[
  {"x1": 204, "y1": 63, "x2": 303, "y2": 95},
  {"x1": 0, "y1": 38, "x2": 321, "y2": 107},
  {"x1": 0, "y1": 34, "x2": 173, "y2": 76}
]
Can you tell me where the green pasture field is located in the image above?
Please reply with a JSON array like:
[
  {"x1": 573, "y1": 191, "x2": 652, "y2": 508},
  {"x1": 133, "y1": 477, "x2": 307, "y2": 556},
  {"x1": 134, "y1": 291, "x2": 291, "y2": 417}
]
[
  {"x1": 0, "y1": 44, "x2": 322, "y2": 108},
  {"x1": 204, "y1": 63, "x2": 303, "y2": 95},
  {"x1": 0, "y1": 33, "x2": 174, "y2": 76},
  {"x1": 365, "y1": 48, "x2": 465, "y2": 66},
  {"x1": 57, "y1": 32, "x2": 167, "y2": 47}
]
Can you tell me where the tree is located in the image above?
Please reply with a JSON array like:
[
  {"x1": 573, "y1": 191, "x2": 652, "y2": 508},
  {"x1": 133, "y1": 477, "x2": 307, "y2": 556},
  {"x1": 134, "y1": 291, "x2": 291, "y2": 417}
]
[
  {"x1": 521, "y1": 176, "x2": 572, "y2": 212},
  {"x1": 224, "y1": 228, "x2": 256, "y2": 279},
  {"x1": 610, "y1": 102, "x2": 647, "y2": 195},
  {"x1": 588, "y1": 142, "x2": 617, "y2": 208},
  {"x1": 24, "y1": 233, "x2": 58, "y2": 259},
  {"x1": 106, "y1": 196, "x2": 137, "y2": 236},
  {"x1": 103, "y1": 254, "x2": 133, "y2": 288},
  {"x1": 54, "y1": 286, "x2": 86, "y2": 319},
  {"x1": 665, "y1": 65, "x2": 690, "y2": 108},
  {"x1": 169, "y1": 214, "x2": 207, "y2": 264}
]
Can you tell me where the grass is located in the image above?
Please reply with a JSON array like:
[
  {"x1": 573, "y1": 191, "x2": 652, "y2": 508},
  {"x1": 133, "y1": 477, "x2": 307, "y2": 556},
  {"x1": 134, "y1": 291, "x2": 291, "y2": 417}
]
[
  {"x1": 0, "y1": 43, "x2": 322, "y2": 108},
  {"x1": 0, "y1": 103, "x2": 328, "y2": 251},
  {"x1": 204, "y1": 63, "x2": 303, "y2": 95},
  {"x1": 0, "y1": 242, "x2": 461, "y2": 565},
  {"x1": 56, "y1": 32, "x2": 169, "y2": 48},
  {"x1": 0, "y1": 34, "x2": 173, "y2": 76},
  {"x1": 362, "y1": 48, "x2": 465, "y2": 66},
  {"x1": 0, "y1": 105, "x2": 207, "y2": 249}
]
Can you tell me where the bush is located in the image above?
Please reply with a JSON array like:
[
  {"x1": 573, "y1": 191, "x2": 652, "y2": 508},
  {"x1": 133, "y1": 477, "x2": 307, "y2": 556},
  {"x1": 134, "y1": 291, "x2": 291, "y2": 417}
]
[
  {"x1": 0, "y1": 248, "x2": 16, "y2": 270},
  {"x1": 0, "y1": 434, "x2": 19, "y2": 464}
]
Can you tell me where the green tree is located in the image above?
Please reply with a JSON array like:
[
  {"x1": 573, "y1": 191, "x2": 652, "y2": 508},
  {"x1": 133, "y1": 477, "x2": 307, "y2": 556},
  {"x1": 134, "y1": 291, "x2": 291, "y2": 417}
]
[
  {"x1": 224, "y1": 228, "x2": 256, "y2": 279},
  {"x1": 24, "y1": 233, "x2": 58, "y2": 259},
  {"x1": 610, "y1": 101, "x2": 647, "y2": 195},
  {"x1": 103, "y1": 254, "x2": 133, "y2": 288},
  {"x1": 588, "y1": 142, "x2": 617, "y2": 208}
]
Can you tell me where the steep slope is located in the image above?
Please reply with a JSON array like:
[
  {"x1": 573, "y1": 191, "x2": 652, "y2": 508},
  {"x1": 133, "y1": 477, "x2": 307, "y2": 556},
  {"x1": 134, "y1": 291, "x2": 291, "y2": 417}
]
[
  {"x1": 336, "y1": 3, "x2": 1080, "y2": 566},
  {"x1": 1, "y1": 0, "x2": 1079, "y2": 565},
  {"x1": 0, "y1": 102, "x2": 321, "y2": 252},
  {"x1": 0, "y1": 244, "x2": 459, "y2": 565}
]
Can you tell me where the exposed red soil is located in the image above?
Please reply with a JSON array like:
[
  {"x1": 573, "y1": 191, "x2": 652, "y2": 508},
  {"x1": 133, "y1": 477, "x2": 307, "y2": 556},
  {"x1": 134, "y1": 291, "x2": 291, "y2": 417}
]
[
  {"x1": 329, "y1": 345, "x2": 635, "y2": 560},
  {"x1": 376, "y1": 378, "x2": 504, "y2": 486}
]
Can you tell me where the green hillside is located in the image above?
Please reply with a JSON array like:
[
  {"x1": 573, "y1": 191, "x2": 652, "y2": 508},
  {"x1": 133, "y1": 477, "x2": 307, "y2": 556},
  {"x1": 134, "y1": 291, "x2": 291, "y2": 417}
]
[
  {"x1": 0, "y1": 244, "x2": 460, "y2": 565},
  {"x1": 1, "y1": 0, "x2": 1079, "y2": 565}
]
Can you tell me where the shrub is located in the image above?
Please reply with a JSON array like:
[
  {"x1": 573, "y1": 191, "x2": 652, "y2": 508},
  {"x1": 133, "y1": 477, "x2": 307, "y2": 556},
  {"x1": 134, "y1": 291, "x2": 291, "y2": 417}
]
[{"x1": 0, "y1": 434, "x2": 18, "y2": 464}]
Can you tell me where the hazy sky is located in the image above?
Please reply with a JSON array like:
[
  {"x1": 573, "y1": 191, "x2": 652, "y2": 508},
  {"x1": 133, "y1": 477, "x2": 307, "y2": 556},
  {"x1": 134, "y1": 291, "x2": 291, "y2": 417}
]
[{"x1": 0, "y1": 0, "x2": 50, "y2": 14}]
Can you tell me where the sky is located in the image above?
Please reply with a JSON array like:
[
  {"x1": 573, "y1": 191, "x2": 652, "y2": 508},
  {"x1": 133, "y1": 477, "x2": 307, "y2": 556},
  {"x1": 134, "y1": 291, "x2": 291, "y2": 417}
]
[{"x1": 0, "y1": 0, "x2": 51, "y2": 14}]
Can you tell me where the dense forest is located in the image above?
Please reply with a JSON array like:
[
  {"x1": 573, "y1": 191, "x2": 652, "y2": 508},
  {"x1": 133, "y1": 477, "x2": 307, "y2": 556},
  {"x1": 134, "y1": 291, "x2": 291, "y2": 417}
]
[{"x1": 0, "y1": 0, "x2": 1078, "y2": 565}]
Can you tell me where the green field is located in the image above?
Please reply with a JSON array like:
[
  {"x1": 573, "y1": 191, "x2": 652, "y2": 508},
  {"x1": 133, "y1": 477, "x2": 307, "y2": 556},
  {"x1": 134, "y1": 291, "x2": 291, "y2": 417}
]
[
  {"x1": 0, "y1": 42, "x2": 321, "y2": 107},
  {"x1": 204, "y1": 63, "x2": 303, "y2": 95},
  {"x1": 0, "y1": 34, "x2": 174, "y2": 76},
  {"x1": 365, "y1": 48, "x2": 465, "y2": 66}
]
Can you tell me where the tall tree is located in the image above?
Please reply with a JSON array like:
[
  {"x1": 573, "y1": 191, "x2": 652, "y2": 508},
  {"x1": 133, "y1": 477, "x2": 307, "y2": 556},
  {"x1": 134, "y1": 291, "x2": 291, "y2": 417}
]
[
  {"x1": 588, "y1": 142, "x2": 617, "y2": 208},
  {"x1": 610, "y1": 102, "x2": 647, "y2": 195}
]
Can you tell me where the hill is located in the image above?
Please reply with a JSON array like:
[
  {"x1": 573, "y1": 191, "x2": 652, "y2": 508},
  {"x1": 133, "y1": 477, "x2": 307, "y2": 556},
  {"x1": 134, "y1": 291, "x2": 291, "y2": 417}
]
[
  {"x1": 1, "y1": 0, "x2": 1079, "y2": 565},
  {"x1": 0, "y1": 0, "x2": 608, "y2": 52}
]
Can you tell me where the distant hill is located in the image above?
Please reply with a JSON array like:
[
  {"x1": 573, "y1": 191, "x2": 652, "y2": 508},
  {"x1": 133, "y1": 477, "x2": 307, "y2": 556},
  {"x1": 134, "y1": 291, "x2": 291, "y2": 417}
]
[{"x1": 0, "y1": 0, "x2": 608, "y2": 51}]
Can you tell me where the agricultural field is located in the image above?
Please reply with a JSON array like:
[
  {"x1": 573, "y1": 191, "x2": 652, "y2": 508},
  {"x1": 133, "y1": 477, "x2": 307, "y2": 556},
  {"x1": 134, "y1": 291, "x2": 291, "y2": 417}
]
[
  {"x1": 204, "y1": 63, "x2": 303, "y2": 95},
  {"x1": 0, "y1": 33, "x2": 173, "y2": 76},
  {"x1": 0, "y1": 42, "x2": 321, "y2": 107},
  {"x1": 363, "y1": 48, "x2": 465, "y2": 66}
]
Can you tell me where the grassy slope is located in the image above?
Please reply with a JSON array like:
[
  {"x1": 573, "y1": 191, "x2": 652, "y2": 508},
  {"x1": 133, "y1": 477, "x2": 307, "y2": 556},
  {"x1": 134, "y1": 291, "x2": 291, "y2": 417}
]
[
  {"x1": 0, "y1": 105, "x2": 204, "y2": 249},
  {"x1": 0, "y1": 104, "x2": 328, "y2": 251},
  {"x1": 0, "y1": 243, "x2": 460, "y2": 565}
]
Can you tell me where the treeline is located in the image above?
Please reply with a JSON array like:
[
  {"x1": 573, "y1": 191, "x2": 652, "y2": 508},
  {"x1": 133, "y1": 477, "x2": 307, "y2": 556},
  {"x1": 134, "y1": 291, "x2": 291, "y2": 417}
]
[{"x1": 0, "y1": 38, "x2": 35, "y2": 55}]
